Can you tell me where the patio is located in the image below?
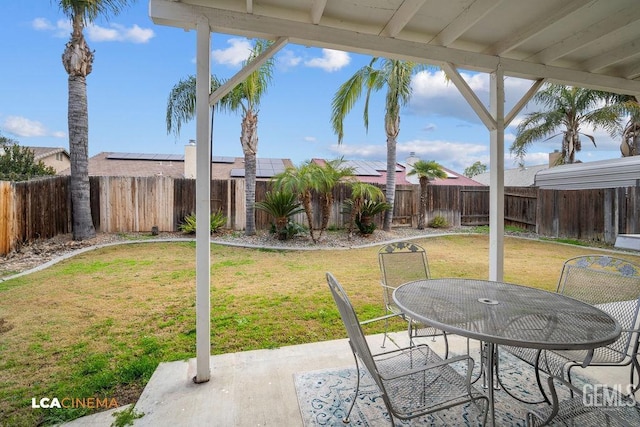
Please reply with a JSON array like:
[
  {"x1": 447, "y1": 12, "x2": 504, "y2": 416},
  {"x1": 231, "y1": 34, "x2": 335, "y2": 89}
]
[{"x1": 62, "y1": 332, "x2": 634, "y2": 426}]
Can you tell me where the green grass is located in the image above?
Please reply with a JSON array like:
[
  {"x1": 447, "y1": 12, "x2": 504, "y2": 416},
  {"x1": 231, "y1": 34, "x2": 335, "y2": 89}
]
[{"x1": 0, "y1": 235, "x2": 638, "y2": 425}]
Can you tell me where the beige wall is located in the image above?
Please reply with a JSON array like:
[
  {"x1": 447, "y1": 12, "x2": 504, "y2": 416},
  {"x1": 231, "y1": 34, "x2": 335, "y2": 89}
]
[{"x1": 42, "y1": 153, "x2": 71, "y2": 174}]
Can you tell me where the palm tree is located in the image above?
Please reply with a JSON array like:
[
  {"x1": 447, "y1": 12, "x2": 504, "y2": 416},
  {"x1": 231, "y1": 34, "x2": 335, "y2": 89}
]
[
  {"x1": 331, "y1": 58, "x2": 425, "y2": 231},
  {"x1": 342, "y1": 182, "x2": 388, "y2": 236},
  {"x1": 604, "y1": 94, "x2": 640, "y2": 157},
  {"x1": 407, "y1": 160, "x2": 447, "y2": 229},
  {"x1": 59, "y1": 0, "x2": 131, "y2": 240},
  {"x1": 511, "y1": 84, "x2": 621, "y2": 165},
  {"x1": 312, "y1": 158, "x2": 354, "y2": 239},
  {"x1": 166, "y1": 39, "x2": 274, "y2": 236},
  {"x1": 272, "y1": 161, "x2": 317, "y2": 242}
]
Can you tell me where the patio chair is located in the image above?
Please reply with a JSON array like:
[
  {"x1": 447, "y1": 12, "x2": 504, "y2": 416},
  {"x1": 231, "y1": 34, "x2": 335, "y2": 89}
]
[
  {"x1": 367, "y1": 242, "x2": 447, "y2": 352},
  {"x1": 325, "y1": 272, "x2": 488, "y2": 426},
  {"x1": 527, "y1": 375, "x2": 640, "y2": 426},
  {"x1": 504, "y1": 255, "x2": 640, "y2": 403}
]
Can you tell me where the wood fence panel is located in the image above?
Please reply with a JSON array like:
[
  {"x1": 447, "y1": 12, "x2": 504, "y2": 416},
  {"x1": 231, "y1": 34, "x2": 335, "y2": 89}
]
[
  {"x1": 0, "y1": 181, "x2": 15, "y2": 255},
  {"x1": 504, "y1": 187, "x2": 537, "y2": 230},
  {"x1": 460, "y1": 187, "x2": 489, "y2": 226},
  {"x1": 393, "y1": 185, "x2": 417, "y2": 226},
  {"x1": 173, "y1": 178, "x2": 195, "y2": 230}
]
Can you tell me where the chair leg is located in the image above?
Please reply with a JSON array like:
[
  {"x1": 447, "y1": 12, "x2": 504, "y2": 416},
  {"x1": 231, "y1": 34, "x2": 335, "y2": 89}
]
[
  {"x1": 630, "y1": 355, "x2": 640, "y2": 394},
  {"x1": 343, "y1": 352, "x2": 361, "y2": 424},
  {"x1": 381, "y1": 316, "x2": 389, "y2": 348}
]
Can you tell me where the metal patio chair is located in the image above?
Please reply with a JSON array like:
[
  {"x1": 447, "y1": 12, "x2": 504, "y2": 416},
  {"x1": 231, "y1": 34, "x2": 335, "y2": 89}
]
[
  {"x1": 504, "y1": 255, "x2": 640, "y2": 403},
  {"x1": 325, "y1": 272, "x2": 488, "y2": 426},
  {"x1": 367, "y1": 242, "x2": 448, "y2": 353},
  {"x1": 527, "y1": 375, "x2": 640, "y2": 426}
]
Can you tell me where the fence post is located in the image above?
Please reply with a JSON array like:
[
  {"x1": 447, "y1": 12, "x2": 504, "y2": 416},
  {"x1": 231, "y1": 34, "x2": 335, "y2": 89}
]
[{"x1": 603, "y1": 189, "x2": 618, "y2": 245}]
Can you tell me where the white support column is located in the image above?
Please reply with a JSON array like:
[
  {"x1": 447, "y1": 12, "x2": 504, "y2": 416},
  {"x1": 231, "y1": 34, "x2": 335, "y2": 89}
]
[
  {"x1": 489, "y1": 65, "x2": 505, "y2": 281},
  {"x1": 194, "y1": 16, "x2": 211, "y2": 383}
]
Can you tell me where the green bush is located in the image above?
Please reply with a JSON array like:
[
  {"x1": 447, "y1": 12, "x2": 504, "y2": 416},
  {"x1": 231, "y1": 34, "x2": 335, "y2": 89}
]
[
  {"x1": 428, "y1": 215, "x2": 448, "y2": 228},
  {"x1": 178, "y1": 210, "x2": 226, "y2": 234},
  {"x1": 269, "y1": 220, "x2": 306, "y2": 239},
  {"x1": 256, "y1": 191, "x2": 305, "y2": 240}
]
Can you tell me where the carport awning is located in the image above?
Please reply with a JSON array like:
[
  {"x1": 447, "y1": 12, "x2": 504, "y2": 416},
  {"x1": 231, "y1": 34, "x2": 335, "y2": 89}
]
[{"x1": 150, "y1": 0, "x2": 640, "y2": 96}]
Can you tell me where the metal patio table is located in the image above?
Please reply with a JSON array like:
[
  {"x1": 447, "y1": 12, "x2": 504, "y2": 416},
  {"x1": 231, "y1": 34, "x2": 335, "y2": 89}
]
[{"x1": 393, "y1": 278, "x2": 621, "y2": 426}]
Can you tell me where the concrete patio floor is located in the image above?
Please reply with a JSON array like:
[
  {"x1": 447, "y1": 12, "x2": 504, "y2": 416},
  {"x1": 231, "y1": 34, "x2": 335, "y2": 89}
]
[{"x1": 60, "y1": 332, "x2": 634, "y2": 427}]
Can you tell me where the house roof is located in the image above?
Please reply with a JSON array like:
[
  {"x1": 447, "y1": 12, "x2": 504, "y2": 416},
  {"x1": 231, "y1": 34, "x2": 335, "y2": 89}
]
[
  {"x1": 26, "y1": 146, "x2": 69, "y2": 161},
  {"x1": 58, "y1": 152, "x2": 294, "y2": 179},
  {"x1": 311, "y1": 158, "x2": 483, "y2": 186},
  {"x1": 473, "y1": 164, "x2": 549, "y2": 187}
]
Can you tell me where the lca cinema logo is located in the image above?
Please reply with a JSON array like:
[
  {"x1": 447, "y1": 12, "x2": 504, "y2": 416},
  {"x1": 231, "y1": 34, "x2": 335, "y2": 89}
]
[{"x1": 31, "y1": 397, "x2": 119, "y2": 409}]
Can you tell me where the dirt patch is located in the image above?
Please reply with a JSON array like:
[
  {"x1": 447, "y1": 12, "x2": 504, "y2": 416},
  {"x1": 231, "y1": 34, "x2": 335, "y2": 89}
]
[{"x1": 0, "y1": 318, "x2": 12, "y2": 334}]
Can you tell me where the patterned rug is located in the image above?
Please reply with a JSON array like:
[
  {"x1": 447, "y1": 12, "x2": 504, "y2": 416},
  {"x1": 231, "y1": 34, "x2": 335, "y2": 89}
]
[{"x1": 294, "y1": 350, "x2": 588, "y2": 426}]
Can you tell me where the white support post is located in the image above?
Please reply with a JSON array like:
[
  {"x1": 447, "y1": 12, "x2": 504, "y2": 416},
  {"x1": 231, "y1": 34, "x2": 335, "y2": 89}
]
[
  {"x1": 489, "y1": 65, "x2": 505, "y2": 282},
  {"x1": 194, "y1": 16, "x2": 211, "y2": 384}
]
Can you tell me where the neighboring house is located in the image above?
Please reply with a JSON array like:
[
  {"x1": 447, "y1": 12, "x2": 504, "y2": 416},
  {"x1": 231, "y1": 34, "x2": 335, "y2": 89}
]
[
  {"x1": 312, "y1": 158, "x2": 482, "y2": 186},
  {"x1": 59, "y1": 147, "x2": 293, "y2": 180},
  {"x1": 26, "y1": 146, "x2": 71, "y2": 174},
  {"x1": 473, "y1": 164, "x2": 548, "y2": 187}
]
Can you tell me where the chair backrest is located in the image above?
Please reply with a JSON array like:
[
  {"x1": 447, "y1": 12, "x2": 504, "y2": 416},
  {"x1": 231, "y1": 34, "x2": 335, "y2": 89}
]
[
  {"x1": 326, "y1": 272, "x2": 385, "y2": 391},
  {"x1": 557, "y1": 255, "x2": 640, "y2": 357},
  {"x1": 378, "y1": 242, "x2": 430, "y2": 313}
]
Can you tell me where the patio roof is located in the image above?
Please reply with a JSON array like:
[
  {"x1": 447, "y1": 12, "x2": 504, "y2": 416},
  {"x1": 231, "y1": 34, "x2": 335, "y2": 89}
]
[
  {"x1": 150, "y1": 0, "x2": 640, "y2": 95},
  {"x1": 148, "y1": 0, "x2": 640, "y2": 383}
]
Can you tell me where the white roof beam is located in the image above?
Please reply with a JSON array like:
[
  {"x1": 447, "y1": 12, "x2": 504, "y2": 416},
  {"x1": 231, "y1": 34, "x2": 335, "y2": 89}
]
[
  {"x1": 620, "y1": 63, "x2": 640, "y2": 80},
  {"x1": 581, "y1": 41, "x2": 640, "y2": 73},
  {"x1": 505, "y1": 79, "x2": 544, "y2": 126},
  {"x1": 310, "y1": 0, "x2": 327, "y2": 25},
  {"x1": 149, "y1": 0, "x2": 640, "y2": 95},
  {"x1": 528, "y1": 6, "x2": 640, "y2": 64},
  {"x1": 380, "y1": 0, "x2": 425, "y2": 37},
  {"x1": 246, "y1": 0, "x2": 253, "y2": 14},
  {"x1": 431, "y1": 0, "x2": 502, "y2": 47},
  {"x1": 484, "y1": 0, "x2": 590, "y2": 55},
  {"x1": 442, "y1": 62, "x2": 496, "y2": 130},
  {"x1": 209, "y1": 37, "x2": 288, "y2": 105}
]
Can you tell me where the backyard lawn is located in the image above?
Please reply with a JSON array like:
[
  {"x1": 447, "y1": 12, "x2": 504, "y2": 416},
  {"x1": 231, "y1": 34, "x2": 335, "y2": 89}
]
[{"x1": 0, "y1": 234, "x2": 638, "y2": 426}]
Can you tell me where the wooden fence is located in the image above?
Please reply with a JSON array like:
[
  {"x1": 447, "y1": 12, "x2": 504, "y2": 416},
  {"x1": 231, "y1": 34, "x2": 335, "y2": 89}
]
[{"x1": 1, "y1": 176, "x2": 638, "y2": 255}]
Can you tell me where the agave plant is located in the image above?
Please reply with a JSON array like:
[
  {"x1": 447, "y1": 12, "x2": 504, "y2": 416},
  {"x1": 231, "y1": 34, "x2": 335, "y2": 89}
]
[{"x1": 256, "y1": 191, "x2": 305, "y2": 240}]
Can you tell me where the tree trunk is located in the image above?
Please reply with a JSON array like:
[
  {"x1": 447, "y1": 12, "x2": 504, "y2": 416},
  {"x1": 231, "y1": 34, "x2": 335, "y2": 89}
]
[
  {"x1": 241, "y1": 110, "x2": 258, "y2": 236},
  {"x1": 318, "y1": 193, "x2": 332, "y2": 238},
  {"x1": 383, "y1": 112, "x2": 400, "y2": 231},
  {"x1": 63, "y1": 15, "x2": 95, "y2": 241},
  {"x1": 418, "y1": 176, "x2": 427, "y2": 229}
]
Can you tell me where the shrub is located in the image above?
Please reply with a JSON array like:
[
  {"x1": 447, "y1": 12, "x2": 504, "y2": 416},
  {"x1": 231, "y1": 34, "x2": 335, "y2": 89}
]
[
  {"x1": 179, "y1": 210, "x2": 226, "y2": 234},
  {"x1": 256, "y1": 191, "x2": 305, "y2": 240},
  {"x1": 428, "y1": 215, "x2": 448, "y2": 228}
]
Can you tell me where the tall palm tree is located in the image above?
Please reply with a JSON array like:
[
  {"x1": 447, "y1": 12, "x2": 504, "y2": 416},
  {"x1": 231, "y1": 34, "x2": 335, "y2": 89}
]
[
  {"x1": 407, "y1": 160, "x2": 447, "y2": 229},
  {"x1": 604, "y1": 94, "x2": 640, "y2": 157},
  {"x1": 59, "y1": 0, "x2": 131, "y2": 241},
  {"x1": 166, "y1": 39, "x2": 274, "y2": 236},
  {"x1": 511, "y1": 84, "x2": 621, "y2": 165},
  {"x1": 331, "y1": 58, "x2": 424, "y2": 231}
]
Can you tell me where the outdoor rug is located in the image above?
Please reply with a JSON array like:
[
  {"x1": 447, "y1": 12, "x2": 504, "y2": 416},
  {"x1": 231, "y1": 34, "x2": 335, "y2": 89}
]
[{"x1": 294, "y1": 350, "x2": 589, "y2": 426}]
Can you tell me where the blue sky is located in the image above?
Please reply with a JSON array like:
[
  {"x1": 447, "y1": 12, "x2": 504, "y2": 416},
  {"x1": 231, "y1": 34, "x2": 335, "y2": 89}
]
[{"x1": 0, "y1": 2, "x2": 627, "y2": 174}]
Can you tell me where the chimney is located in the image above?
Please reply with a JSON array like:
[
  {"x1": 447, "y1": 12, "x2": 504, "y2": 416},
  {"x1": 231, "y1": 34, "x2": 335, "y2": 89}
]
[
  {"x1": 548, "y1": 150, "x2": 561, "y2": 167},
  {"x1": 184, "y1": 139, "x2": 196, "y2": 179},
  {"x1": 406, "y1": 152, "x2": 419, "y2": 168}
]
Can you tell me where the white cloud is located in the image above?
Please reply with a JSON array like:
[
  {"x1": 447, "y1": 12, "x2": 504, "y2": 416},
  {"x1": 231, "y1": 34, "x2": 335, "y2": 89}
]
[
  {"x1": 327, "y1": 138, "x2": 491, "y2": 172},
  {"x1": 409, "y1": 70, "x2": 536, "y2": 124},
  {"x1": 277, "y1": 49, "x2": 302, "y2": 70},
  {"x1": 2, "y1": 116, "x2": 65, "y2": 138},
  {"x1": 304, "y1": 136, "x2": 317, "y2": 142},
  {"x1": 87, "y1": 23, "x2": 154, "y2": 43},
  {"x1": 32, "y1": 18, "x2": 154, "y2": 43},
  {"x1": 212, "y1": 38, "x2": 252, "y2": 67},
  {"x1": 304, "y1": 49, "x2": 350, "y2": 72}
]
